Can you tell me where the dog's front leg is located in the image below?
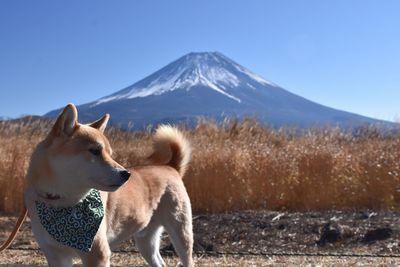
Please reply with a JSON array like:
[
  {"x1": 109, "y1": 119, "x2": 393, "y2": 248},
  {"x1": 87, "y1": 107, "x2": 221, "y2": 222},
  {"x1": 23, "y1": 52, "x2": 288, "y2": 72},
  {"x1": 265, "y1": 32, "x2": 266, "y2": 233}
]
[
  {"x1": 78, "y1": 236, "x2": 111, "y2": 267},
  {"x1": 41, "y1": 245, "x2": 74, "y2": 267}
]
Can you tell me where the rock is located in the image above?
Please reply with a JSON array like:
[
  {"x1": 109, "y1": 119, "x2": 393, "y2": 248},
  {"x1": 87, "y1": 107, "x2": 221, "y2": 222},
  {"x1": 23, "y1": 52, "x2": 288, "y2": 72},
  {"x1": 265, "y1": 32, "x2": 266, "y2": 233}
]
[
  {"x1": 272, "y1": 213, "x2": 285, "y2": 222},
  {"x1": 317, "y1": 221, "x2": 343, "y2": 246},
  {"x1": 358, "y1": 211, "x2": 378, "y2": 220},
  {"x1": 362, "y1": 227, "x2": 393, "y2": 243}
]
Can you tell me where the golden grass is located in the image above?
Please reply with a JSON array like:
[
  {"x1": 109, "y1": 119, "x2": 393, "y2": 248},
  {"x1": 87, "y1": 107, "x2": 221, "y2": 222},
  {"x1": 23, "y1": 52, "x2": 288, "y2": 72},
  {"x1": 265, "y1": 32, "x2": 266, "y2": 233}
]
[{"x1": 1, "y1": 118, "x2": 400, "y2": 213}]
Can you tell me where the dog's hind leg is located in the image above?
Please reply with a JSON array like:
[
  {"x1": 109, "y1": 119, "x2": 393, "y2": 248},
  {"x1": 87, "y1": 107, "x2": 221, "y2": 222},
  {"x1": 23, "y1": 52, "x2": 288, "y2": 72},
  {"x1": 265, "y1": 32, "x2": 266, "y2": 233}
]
[
  {"x1": 160, "y1": 190, "x2": 194, "y2": 267},
  {"x1": 134, "y1": 222, "x2": 165, "y2": 267}
]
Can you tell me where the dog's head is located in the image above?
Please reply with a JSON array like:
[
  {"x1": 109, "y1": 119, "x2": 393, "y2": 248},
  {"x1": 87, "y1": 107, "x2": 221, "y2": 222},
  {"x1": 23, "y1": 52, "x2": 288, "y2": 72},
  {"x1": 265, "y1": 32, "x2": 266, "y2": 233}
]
[{"x1": 29, "y1": 103, "x2": 131, "y2": 198}]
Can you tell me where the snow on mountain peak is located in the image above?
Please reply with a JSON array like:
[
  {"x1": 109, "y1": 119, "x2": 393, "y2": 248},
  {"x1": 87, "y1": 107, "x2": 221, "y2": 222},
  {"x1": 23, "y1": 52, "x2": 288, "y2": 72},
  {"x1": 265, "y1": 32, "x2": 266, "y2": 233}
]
[{"x1": 92, "y1": 52, "x2": 276, "y2": 106}]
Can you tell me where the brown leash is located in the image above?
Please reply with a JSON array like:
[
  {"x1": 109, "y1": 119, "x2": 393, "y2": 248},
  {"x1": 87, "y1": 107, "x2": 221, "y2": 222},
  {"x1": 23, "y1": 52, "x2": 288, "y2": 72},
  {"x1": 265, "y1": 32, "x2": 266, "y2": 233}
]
[{"x1": 0, "y1": 206, "x2": 28, "y2": 252}]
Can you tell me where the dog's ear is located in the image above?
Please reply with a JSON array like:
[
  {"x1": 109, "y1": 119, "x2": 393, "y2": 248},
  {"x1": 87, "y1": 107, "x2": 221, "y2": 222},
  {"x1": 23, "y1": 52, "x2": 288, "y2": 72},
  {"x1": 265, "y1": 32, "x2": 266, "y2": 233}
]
[
  {"x1": 89, "y1": 114, "x2": 110, "y2": 133},
  {"x1": 51, "y1": 103, "x2": 78, "y2": 137}
]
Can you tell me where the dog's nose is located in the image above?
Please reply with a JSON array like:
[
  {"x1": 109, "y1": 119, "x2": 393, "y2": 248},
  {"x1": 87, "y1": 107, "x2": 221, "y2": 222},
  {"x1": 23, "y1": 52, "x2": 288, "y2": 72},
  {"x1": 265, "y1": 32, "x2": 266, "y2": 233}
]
[{"x1": 119, "y1": 170, "x2": 131, "y2": 181}]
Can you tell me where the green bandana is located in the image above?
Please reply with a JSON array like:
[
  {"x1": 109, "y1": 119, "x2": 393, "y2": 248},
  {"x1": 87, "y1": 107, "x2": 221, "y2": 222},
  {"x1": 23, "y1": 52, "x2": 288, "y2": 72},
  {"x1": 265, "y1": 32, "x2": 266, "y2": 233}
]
[{"x1": 35, "y1": 189, "x2": 104, "y2": 252}]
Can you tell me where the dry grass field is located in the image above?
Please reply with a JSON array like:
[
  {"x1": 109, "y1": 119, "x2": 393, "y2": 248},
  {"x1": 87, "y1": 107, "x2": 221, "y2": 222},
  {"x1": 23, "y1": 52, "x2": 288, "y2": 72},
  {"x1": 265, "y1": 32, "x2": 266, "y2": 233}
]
[{"x1": 0, "y1": 117, "x2": 400, "y2": 214}]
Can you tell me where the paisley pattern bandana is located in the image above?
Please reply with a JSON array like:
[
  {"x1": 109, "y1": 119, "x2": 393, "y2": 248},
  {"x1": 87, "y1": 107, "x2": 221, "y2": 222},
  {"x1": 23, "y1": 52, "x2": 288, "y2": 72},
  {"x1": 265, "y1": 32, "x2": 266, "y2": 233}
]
[{"x1": 35, "y1": 189, "x2": 104, "y2": 252}]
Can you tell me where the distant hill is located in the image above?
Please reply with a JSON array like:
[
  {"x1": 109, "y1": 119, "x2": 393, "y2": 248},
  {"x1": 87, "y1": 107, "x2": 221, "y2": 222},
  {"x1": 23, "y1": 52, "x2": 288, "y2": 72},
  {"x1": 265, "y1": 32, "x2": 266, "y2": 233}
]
[{"x1": 1, "y1": 115, "x2": 51, "y2": 123}]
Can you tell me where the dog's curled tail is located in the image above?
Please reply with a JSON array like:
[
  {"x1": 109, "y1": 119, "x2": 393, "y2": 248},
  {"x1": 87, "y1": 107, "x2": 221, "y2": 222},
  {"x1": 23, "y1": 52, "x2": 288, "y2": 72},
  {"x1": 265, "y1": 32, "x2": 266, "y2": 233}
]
[{"x1": 149, "y1": 125, "x2": 191, "y2": 177}]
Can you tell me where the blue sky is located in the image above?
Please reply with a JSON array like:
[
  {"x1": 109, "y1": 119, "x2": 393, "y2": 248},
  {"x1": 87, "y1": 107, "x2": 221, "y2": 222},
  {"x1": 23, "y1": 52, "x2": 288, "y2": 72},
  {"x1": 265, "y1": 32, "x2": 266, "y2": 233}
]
[{"x1": 1, "y1": 0, "x2": 399, "y2": 121}]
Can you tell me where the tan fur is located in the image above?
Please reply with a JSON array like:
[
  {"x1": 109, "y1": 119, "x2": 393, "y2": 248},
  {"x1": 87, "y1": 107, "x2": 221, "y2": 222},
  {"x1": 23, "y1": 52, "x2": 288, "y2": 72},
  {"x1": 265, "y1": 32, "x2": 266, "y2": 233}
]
[
  {"x1": 24, "y1": 104, "x2": 194, "y2": 267},
  {"x1": 149, "y1": 125, "x2": 192, "y2": 176}
]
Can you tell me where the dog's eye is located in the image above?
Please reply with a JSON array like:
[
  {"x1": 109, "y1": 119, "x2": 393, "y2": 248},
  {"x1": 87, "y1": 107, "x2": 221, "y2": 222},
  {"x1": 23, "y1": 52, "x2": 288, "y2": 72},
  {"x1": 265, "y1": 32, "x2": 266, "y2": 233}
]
[{"x1": 88, "y1": 147, "x2": 102, "y2": 156}]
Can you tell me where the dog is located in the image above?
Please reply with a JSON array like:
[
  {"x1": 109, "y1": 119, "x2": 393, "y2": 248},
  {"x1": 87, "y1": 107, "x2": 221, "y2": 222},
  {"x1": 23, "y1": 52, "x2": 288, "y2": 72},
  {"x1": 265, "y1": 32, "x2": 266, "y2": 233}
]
[{"x1": 24, "y1": 103, "x2": 194, "y2": 267}]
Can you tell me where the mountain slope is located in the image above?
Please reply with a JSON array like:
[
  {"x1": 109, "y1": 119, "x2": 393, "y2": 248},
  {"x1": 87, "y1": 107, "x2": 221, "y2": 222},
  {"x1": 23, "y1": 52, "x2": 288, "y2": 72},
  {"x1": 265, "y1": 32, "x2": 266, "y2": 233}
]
[{"x1": 45, "y1": 52, "x2": 392, "y2": 129}]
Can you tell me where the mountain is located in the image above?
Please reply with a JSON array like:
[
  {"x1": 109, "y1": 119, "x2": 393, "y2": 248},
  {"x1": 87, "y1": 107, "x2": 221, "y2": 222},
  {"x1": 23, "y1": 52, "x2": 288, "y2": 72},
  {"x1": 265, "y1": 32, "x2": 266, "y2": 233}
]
[
  {"x1": 0, "y1": 116, "x2": 11, "y2": 121},
  {"x1": 45, "y1": 52, "x2": 393, "y2": 129}
]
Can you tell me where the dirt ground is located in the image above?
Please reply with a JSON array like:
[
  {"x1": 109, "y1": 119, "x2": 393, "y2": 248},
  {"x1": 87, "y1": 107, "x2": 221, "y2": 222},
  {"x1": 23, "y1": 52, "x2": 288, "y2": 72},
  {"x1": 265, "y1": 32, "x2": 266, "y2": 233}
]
[
  {"x1": 1, "y1": 250, "x2": 400, "y2": 267},
  {"x1": 1, "y1": 210, "x2": 400, "y2": 266}
]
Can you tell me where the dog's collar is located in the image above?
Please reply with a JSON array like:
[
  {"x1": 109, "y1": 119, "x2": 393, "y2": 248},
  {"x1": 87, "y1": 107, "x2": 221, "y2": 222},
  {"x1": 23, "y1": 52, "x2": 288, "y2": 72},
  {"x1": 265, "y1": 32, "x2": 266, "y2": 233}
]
[
  {"x1": 39, "y1": 192, "x2": 61, "y2": 200},
  {"x1": 35, "y1": 189, "x2": 104, "y2": 252}
]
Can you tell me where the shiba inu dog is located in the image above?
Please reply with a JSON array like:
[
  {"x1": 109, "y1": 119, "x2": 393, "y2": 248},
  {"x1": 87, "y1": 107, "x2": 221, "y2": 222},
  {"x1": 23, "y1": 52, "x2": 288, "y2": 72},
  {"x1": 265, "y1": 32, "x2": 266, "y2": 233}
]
[{"x1": 24, "y1": 103, "x2": 193, "y2": 267}]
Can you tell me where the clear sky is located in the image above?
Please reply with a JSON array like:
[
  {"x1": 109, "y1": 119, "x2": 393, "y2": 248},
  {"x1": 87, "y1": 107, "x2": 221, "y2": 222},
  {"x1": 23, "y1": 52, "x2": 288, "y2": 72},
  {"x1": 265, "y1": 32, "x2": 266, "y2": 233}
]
[{"x1": 1, "y1": 0, "x2": 399, "y2": 121}]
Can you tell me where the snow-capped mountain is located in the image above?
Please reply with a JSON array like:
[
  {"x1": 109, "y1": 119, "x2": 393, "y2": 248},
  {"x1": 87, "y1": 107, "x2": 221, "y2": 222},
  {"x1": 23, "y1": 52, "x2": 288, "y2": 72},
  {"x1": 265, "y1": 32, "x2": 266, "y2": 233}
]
[
  {"x1": 45, "y1": 52, "x2": 392, "y2": 129},
  {"x1": 92, "y1": 52, "x2": 275, "y2": 106}
]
